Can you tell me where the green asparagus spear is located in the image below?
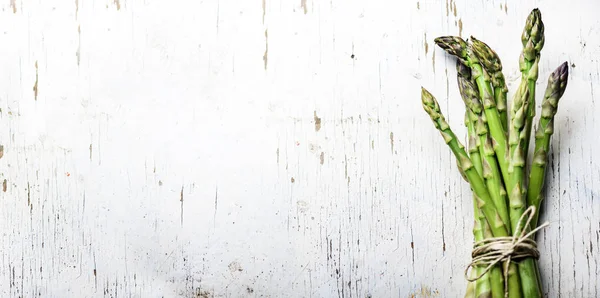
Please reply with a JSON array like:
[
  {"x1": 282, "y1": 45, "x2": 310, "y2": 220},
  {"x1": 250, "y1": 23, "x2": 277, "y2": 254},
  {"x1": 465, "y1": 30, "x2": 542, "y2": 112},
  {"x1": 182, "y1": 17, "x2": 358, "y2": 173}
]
[
  {"x1": 469, "y1": 37, "x2": 509, "y2": 130},
  {"x1": 505, "y1": 10, "x2": 545, "y2": 298},
  {"x1": 507, "y1": 83, "x2": 530, "y2": 235},
  {"x1": 527, "y1": 62, "x2": 569, "y2": 229},
  {"x1": 520, "y1": 9, "x2": 545, "y2": 166}
]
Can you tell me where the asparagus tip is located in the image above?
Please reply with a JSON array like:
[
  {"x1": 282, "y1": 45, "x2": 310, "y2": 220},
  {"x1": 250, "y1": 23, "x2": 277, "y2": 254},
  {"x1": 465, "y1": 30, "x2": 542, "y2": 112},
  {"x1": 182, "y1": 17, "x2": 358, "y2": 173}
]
[
  {"x1": 434, "y1": 36, "x2": 468, "y2": 60},
  {"x1": 421, "y1": 87, "x2": 435, "y2": 105},
  {"x1": 522, "y1": 8, "x2": 545, "y2": 51},
  {"x1": 421, "y1": 88, "x2": 446, "y2": 129},
  {"x1": 527, "y1": 8, "x2": 542, "y2": 25},
  {"x1": 541, "y1": 62, "x2": 569, "y2": 117},
  {"x1": 549, "y1": 62, "x2": 569, "y2": 97},
  {"x1": 468, "y1": 36, "x2": 502, "y2": 72},
  {"x1": 551, "y1": 62, "x2": 569, "y2": 83},
  {"x1": 557, "y1": 61, "x2": 569, "y2": 78}
]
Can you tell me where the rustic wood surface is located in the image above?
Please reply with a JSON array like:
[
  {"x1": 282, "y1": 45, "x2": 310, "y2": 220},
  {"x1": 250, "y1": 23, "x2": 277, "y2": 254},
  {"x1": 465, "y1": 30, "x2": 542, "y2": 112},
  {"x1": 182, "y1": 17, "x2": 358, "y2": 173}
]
[{"x1": 1, "y1": 0, "x2": 599, "y2": 297}]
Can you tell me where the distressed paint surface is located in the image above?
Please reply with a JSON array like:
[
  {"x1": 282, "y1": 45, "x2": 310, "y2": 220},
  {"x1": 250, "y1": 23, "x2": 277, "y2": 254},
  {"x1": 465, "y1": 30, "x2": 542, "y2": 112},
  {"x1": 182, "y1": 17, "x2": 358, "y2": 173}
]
[{"x1": 0, "y1": 0, "x2": 599, "y2": 297}]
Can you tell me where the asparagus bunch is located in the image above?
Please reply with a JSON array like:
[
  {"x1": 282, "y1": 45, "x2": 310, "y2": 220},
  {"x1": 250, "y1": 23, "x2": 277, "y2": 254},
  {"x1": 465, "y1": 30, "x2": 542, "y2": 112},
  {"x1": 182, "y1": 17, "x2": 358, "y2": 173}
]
[{"x1": 421, "y1": 8, "x2": 569, "y2": 298}]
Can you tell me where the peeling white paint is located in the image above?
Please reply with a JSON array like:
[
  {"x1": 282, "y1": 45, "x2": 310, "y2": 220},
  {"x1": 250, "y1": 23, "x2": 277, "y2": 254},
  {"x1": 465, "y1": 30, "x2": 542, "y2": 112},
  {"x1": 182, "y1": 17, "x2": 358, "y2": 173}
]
[{"x1": 0, "y1": 0, "x2": 599, "y2": 297}]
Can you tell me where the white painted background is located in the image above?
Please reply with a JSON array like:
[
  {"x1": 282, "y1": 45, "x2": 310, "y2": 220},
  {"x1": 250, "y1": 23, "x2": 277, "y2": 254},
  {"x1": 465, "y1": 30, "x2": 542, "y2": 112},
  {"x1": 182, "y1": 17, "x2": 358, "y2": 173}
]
[{"x1": 1, "y1": 0, "x2": 599, "y2": 297}]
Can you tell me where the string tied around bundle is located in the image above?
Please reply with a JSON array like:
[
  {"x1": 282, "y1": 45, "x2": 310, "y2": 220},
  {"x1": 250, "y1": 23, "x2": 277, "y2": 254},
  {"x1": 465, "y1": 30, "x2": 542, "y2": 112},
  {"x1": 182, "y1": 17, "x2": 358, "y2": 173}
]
[{"x1": 464, "y1": 206, "x2": 549, "y2": 298}]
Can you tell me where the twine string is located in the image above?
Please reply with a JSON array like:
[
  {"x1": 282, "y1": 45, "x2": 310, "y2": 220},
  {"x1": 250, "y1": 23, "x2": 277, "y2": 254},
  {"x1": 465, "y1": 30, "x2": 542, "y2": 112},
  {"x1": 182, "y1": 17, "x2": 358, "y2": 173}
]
[{"x1": 464, "y1": 206, "x2": 549, "y2": 298}]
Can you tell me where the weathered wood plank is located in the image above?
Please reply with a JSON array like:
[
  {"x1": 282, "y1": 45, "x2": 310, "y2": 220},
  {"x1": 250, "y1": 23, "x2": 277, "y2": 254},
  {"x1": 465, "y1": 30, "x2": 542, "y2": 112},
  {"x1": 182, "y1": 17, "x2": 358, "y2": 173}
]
[{"x1": 0, "y1": 0, "x2": 598, "y2": 297}]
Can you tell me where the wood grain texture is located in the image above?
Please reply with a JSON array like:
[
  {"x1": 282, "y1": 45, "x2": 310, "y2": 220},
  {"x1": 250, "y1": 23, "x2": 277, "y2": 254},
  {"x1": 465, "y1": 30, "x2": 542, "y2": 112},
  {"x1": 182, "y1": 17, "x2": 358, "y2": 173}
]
[{"x1": 0, "y1": 0, "x2": 599, "y2": 297}]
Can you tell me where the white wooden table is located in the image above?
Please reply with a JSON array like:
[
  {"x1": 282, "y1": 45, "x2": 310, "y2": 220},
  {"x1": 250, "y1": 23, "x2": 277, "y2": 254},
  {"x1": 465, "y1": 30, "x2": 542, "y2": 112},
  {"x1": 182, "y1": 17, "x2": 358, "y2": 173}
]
[{"x1": 1, "y1": 0, "x2": 598, "y2": 297}]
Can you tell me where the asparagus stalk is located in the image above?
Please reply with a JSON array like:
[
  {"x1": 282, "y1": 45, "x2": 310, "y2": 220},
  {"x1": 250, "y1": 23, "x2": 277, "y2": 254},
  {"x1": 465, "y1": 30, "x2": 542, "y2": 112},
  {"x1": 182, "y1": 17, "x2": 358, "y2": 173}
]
[
  {"x1": 505, "y1": 82, "x2": 530, "y2": 234},
  {"x1": 520, "y1": 9, "x2": 545, "y2": 165},
  {"x1": 501, "y1": 10, "x2": 544, "y2": 298},
  {"x1": 469, "y1": 37, "x2": 509, "y2": 130},
  {"x1": 527, "y1": 62, "x2": 569, "y2": 228},
  {"x1": 434, "y1": 36, "x2": 511, "y2": 184},
  {"x1": 472, "y1": 206, "x2": 494, "y2": 298}
]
